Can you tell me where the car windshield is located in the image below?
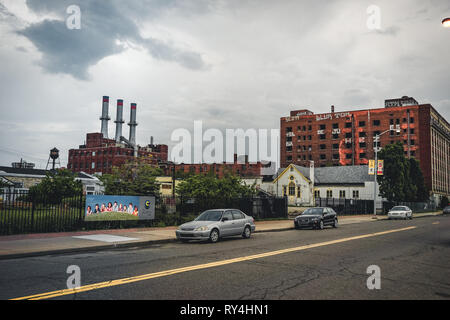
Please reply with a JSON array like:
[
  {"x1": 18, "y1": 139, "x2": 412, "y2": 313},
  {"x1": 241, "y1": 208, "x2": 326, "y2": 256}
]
[
  {"x1": 302, "y1": 208, "x2": 324, "y2": 215},
  {"x1": 195, "y1": 210, "x2": 223, "y2": 221},
  {"x1": 391, "y1": 206, "x2": 407, "y2": 211}
]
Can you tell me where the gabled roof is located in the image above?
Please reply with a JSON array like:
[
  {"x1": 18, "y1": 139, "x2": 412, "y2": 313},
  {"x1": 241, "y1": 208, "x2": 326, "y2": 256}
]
[
  {"x1": 0, "y1": 166, "x2": 97, "y2": 180},
  {"x1": 273, "y1": 164, "x2": 371, "y2": 185}
]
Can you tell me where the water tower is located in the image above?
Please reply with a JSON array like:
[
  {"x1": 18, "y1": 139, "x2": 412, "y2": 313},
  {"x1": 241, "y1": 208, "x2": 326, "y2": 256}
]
[{"x1": 46, "y1": 147, "x2": 61, "y2": 170}]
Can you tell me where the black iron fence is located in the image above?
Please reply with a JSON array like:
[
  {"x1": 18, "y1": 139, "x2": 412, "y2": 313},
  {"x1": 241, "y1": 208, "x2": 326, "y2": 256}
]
[
  {"x1": 0, "y1": 190, "x2": 288, "y2": 235},
  {"x1": 178, "y1": 196, "x2": 288, "y2": 220},
  {"x1": 0, "y1": 189, "x2": 84, "y2": 235},
  {"x1": 315, "y1": 198, "x2": 374, "y2": 215}
]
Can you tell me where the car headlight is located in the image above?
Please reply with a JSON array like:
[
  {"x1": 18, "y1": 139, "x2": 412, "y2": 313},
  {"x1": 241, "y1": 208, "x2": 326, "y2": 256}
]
[{"x1": 194, "y1": 226, "x2": 208, "y2": 231}]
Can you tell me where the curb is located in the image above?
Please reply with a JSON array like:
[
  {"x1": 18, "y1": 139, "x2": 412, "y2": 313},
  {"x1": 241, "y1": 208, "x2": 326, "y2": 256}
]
[{"x1": 0, "y1": 212, "x2": 443, "y2": 260}]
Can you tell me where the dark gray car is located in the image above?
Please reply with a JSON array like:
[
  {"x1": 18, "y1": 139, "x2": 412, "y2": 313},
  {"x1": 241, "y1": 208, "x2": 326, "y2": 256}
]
[
  {"x1": 294, "y1": 207, "x2": 338, "y2": 230},
  {"x1": 176, "y1": 209, "x2": 256, "y2": 243}
]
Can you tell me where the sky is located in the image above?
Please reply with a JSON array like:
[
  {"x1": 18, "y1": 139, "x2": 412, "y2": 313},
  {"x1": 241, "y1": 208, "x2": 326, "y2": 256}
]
[{"x1": 0, "y1": 0, "x2": 449, "y2": 169}]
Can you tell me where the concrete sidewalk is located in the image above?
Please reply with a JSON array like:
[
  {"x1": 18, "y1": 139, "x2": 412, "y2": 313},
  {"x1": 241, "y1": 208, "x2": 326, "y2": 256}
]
[{"x1": 0, "y1": 212, "x2": 442, "y2": 260}]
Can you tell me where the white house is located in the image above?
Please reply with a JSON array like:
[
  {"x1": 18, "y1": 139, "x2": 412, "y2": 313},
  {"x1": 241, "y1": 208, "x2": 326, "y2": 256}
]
[{"x1": 261, "y1": 164, "x2": 384, "y2": 208}]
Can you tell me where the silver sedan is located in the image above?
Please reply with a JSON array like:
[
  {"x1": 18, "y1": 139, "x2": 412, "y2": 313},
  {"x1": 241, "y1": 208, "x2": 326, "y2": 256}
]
[
  {"x1": 388, "y1": 206, "x2": 413, "y2": 220},
  {"x1": 176, "y1": 209, "x2": 256, "y2": 243}
]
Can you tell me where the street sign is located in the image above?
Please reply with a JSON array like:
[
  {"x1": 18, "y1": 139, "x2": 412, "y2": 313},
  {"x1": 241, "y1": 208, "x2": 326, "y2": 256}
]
[
  {"x1": 377, "y1": 160, "x2": 384, "y2": 175},
  {"x1": 368, "y1": 160, "x2": 375, "y2": 175}
]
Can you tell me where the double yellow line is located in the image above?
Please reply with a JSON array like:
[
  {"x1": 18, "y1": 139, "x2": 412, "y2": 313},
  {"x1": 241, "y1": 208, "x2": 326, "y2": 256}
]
[{"x1": 11, "y1": 226, "x2": 416, "y2": 300}]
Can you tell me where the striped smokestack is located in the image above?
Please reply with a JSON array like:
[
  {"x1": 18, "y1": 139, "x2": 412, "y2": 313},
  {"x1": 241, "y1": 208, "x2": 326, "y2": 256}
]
[
  {"x1": 100, "y1": 96, "x2": 110, "y2": 138},
  {"x1": 114, "y1": 99, "x2": 125, "y2": 143},
  {"x1": 128, "y1": 103, "x2": 138, "y2": 146}
]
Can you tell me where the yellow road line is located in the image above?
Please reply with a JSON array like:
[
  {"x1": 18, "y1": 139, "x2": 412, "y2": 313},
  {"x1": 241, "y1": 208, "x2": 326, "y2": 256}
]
[
  {"x1": 432, "y1": 222, "x2": 440, "y2": 225},
  {"x1": 10, "y1": 226, "x2": 417, "y2": 300}
]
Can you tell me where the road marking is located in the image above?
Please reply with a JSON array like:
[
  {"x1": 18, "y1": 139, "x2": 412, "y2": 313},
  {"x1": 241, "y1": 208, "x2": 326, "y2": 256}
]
[
  {"x1": 10, "y1": 226, "x2": 416, "y2": 300},
  {"x1": 432, "y1": 222, "x2": 440, "y2": 225}
]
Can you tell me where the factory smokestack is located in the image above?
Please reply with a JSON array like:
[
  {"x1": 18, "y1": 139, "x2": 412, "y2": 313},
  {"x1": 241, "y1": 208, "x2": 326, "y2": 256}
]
[
  {"x1": 128, "y1": 103, "x2": 138, "y2": 146},
  {"x1": 100, "y1": 96, "x2": 110, "y2": 138},
  {"x1": 114, "y1": 99, "x2": 124, "y2": 143}
]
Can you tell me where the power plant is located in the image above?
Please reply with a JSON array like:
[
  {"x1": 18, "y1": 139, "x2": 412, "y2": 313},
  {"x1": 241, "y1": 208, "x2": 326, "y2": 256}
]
[{"x1": 67, "y1": 96, "x2": 168, "y2": 175}]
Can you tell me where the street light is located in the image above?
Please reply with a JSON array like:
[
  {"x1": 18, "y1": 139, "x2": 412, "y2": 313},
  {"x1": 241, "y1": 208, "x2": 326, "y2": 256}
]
[
  {"x1": 373, "y1": 125, "x2": 400, "y2": 218},
  {"x1": 442, "y1": 17, "x2": 450, "y2": 27}
]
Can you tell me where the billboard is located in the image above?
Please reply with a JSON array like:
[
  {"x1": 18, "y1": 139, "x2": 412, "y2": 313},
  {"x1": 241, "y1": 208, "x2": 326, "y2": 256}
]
[
  {"x1": 377, "y1": 160, "x2": 384, "y2": 175},
  {"x1": 368, "y1": 160, "x2": 375, "y2": 175},
  {"x1": 85, "y1": 195, "x2": 155, "y2": 221}
]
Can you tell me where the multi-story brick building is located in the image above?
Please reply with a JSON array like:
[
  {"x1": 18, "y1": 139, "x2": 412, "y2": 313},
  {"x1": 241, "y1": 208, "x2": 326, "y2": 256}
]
[
  {"x1": 162, "y1": 155, "x2": 271, "y2": 179},
  {"x1": 68, "y1": 132, "x2": 168, "y2": 175},
  {"x1": 280, "y1": 97, "x2": 449, "y2": 201}
]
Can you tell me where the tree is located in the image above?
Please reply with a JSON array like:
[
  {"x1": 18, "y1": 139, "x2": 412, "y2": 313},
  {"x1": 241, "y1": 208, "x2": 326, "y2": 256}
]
[
  {"x1": 377, "y1": 143, "x2": 408, "y2": 202},
  {"x1": 377, "y1": 142, "x2": 428, "y2": 202},
  {"x1": 30, "y1": 169, "x2": 82, "y2": 204},
  {"x1": 408, "y1": 157, "x2": 428, "y2": 201},
  {"x1": 99, "y1": 160, "x2": 162, "y2": 196},
  {"x1": 176, "y1": 172, "x2": 257, "y2": 202}
]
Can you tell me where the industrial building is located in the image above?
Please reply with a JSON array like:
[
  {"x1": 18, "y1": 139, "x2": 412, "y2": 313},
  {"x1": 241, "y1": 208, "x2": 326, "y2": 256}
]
[
  {"x1": 280, "y1": 97, "x2": 449, "y2": 203},
  {"x1": 67, "y1": 96, "x2": 168, "y2": 175}
]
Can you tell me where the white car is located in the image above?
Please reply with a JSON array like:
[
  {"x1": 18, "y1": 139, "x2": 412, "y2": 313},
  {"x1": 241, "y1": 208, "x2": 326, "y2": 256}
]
[{"x1": 388, "y1": 206, "x2": 413, "y2": 220}]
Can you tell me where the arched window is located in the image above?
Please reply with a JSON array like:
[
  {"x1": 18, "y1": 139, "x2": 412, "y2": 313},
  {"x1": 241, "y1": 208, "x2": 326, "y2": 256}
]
[{"x1": 289, "y1": 182, "x2": 296, "y2": 196}]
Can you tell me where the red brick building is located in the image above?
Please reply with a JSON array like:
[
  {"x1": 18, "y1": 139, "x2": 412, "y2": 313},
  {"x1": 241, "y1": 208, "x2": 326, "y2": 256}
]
[
  {"x1": 164, "y1": 155, "x2": 271, "y2": 179},
  {"x1": 68, "y1": 132, "x2": 168, "y2": 175},
  {"x1": 280, "y1": 97, "x2": 449, "y2": 199}
]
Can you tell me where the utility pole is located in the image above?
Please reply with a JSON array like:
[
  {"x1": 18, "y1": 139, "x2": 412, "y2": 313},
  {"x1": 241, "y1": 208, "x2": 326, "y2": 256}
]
[{"x1": 373, "y1": 125, "x2": 400, "y2": 217}]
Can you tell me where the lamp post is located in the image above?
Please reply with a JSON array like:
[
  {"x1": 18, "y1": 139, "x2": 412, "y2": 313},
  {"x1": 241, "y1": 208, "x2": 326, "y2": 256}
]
[{"x1": 373, "y1": 126, "x2": 400, "y2": 217}]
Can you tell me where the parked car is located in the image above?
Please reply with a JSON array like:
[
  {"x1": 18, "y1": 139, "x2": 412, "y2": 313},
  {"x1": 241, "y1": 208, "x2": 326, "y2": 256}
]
[
  {"x1": 176, "y1": 209, "x2": 256, "y2": 243},
  {"x1": 443, "y1": 206, "x2": 450, "y2": 214},
  {"x1": 387, "y1": 206, "x2": 413, "y2": 220},
  {"x1": 294, "y1": 207, "x2": 338, "y2": 230}
]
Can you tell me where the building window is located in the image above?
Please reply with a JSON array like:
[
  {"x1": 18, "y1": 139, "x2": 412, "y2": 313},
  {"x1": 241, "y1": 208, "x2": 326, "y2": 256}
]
[
  {"x1": 345, "y1": 122, "x2": 352, "y2": 128},
  {"x1": 346, "y1": 153, "x2": 352, "y2": 159},
  {"x1": 353, "y1": 190, "x2": 359, "y2": 199},
  {"x1": 320, "y1": 144, "x2": 327, "y2": 150},
  {"x1": 286, "y1": 127, "x2": 292, "y2": 133},
  {"x1": 410, "y1": 117, "x2": 414, "y2": 123},
  {"x1": 327, "y1": 190, "x2": 333, "y2": 198},
  {"x1": 373, "y1": 120, "x2": 380, "y2": 126},
  {"x1": 359, "y1": 142, "x2": 366, "y2": 148},
  {"x1": 345, "y1": 132, "x2": 352, "y2": 138},
  {"x1": 333, "y1": 123, "x2": 339, "y2": 129},
  {"x1": 283, "y1": 186, "x2": 287, "y2": 196},
  {"x1": 319, "y1": 124, "x2": 326, "y2": 130},
  {"x1": 360, "y1": 153, "x2": 366, "y2": 159},
  {"x1": 332, "y1": 134, "x2": 339, "y2": 139},
  {"x1": 333, "y1": 154, "x2": 339, "y2": 160},
  {"x1": 333, "y1": 143, "x2": 339, "y2": 149},
  {"x1": 359, "y1": 121, "x2": 366, "y2": 127},
  {"x1": 359, "y1": 132, "x2": 366, "y2": 137},
  {"x1": 314, "y1": 190, "x2": 320, "y2": 198},
  {"x1": 289, "y1": 183, "x2": 296, "y2": 196},
  {"x1": 308, "y1": 135, "x2": 312, "y2": 140},
  {"x1": 339, "y1": 190, "x2": 346, "y2": 198},
  {"x1": 319, "y1": 134, "x2": 326, "y2": 140},
  {"x1": 297, "y1": 187, "x2": 301, "y2": 198},
  {"x1": 286, "y1": 146, "x2": 292, "y2": 152},
  {"x1": 91, "y1": 162, "x2": 95, "y2": 169},
  {"x1": 320, "y1": 154, "x2": 326, "y2": 160}
]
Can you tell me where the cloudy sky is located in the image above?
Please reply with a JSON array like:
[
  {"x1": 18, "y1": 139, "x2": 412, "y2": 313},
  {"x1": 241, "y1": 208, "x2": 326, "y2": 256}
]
[{"x1": 0, "y1": 0, "x2": 449, "y2": 169}]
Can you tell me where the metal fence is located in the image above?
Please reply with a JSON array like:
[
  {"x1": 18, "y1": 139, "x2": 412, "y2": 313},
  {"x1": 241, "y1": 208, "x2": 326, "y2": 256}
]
[
  {"x1": 178, "y1": 196, "x2": 288, "y2": 220},
  {"x1": 0, "y1": 190, "x2": 288, "y2": 235},
  {"x1": 315, "y1": 198, "x2": 374, "y2": 215},
  {"x1": 0, "y1": 189, "x2": 84, "y2": 235}
]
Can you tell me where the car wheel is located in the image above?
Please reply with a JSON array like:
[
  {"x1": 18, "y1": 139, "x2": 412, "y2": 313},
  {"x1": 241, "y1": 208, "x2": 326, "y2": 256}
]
[
  {"x1": 209, "y1": 229, "x2": 220, "y2": 243},
  {"x1": 318, "y1": 220, "x2": 324, "y2": 230},
  {"x1": 333, "y1": 218, "x2": 338, "y2": 228},
  {"x1": 242, "y1": 226, "x2": 251, "y2": 239}
]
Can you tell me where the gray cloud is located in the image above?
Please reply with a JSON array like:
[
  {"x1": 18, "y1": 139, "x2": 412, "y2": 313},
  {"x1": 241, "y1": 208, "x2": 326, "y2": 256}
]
[{"x1": 16, "y1": 0, "x2": 208, "y2": 79}]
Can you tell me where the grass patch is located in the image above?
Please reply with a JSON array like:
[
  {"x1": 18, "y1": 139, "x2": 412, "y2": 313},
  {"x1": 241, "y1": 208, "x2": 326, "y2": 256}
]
[{"x1": 85, "y1": 211, "x2": 139, "y2": 221}]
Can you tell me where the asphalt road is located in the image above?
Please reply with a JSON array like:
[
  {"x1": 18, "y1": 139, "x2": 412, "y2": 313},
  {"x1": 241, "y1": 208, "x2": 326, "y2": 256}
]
[{"x1": 1, "y1": 215, "x2": 449, "y2": 300}]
